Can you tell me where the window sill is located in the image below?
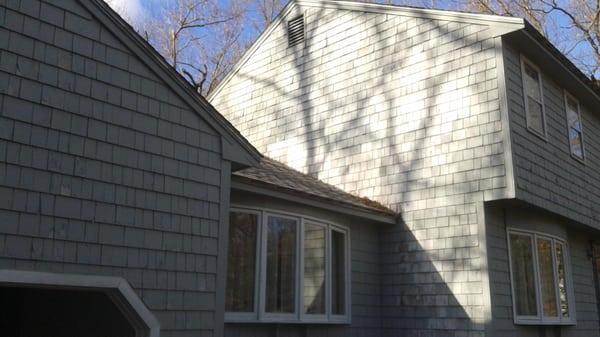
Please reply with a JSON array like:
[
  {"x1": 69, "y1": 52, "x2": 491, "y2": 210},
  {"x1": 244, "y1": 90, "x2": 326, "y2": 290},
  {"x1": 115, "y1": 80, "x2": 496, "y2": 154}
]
[
  {"x1": 570, "y1": 152, "x2": 586, "y2": 165},
  {"x1": 225, "y1": 315, "x2": 351, "y2": 325},
  {"x1": 514, "y1": 318, "x2": 576, "y2": 326},
  {"x1": 526, "y1": 126, "x2": 548, "y2": 142}
]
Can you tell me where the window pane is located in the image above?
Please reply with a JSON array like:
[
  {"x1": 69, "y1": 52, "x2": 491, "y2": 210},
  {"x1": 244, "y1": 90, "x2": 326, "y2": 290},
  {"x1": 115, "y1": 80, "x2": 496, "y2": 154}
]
[
  {"x1": 528, "y1": 99, "x2": 545, "y2": 134},
  {"x1": 570, "y1": 128, "x2": 584, "y2": 158},
  {"x1": 265, "y1": 216, "x2": 297, "y2": 313},
  {"x1": 537, "y1": 238, "x2": 558, "y2": 317},
  {"x1": 566, "y1": 98, "x2": 580, "y2": 131},
  {"x1": 303, "y1": 223, "x2": 326, "y2": 314},
  {"x1": 225, "y1": 212, "x2": 258, "y2": 312},
  {"x1": 524, "y1": 64, "x2": 541, "y2": 101},
  {"x1": 331, "y1": 230, "x2": 346, "y2": 315},
  {"x1": 555, "y1": 242, "x2": 570, "y2": 318},
  {"x1": 509, "y1": 233, "x2": 538, "y2": 316}
]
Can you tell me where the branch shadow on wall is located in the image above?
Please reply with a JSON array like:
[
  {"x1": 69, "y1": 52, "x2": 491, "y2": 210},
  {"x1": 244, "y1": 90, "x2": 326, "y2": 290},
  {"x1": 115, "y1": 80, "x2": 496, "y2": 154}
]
[{"x1": 225, "y1": 3, "x2": 495, "y2": 336}]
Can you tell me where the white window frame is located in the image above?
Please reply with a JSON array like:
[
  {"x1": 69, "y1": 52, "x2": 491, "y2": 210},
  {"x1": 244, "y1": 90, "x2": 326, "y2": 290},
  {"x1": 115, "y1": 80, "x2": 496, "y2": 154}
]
[
  {"x1": 563, "y1": 91, "x2": 586, "y2": 162},
  {"x1": 506, "y1": 228, "x2": 576, "y2": 325},
  {"x1": 520, "y1": 56, "x2": 548, "y2": 140},
  {"x1": 225, "y1": 206, "x2": 351, "y2": 324},
  {"x1": 224, "y1": 208, "x2": 262, "y2": 322}
]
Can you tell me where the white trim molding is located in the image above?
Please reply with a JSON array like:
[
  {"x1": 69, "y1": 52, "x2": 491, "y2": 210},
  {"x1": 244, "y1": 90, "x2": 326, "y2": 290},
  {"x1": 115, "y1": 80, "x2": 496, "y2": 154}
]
[
  {"x1": 225, "y1": 206, "x2": 351, "y2": 324},
  {"x1": 563, "y1": 90, "x2": 586, "y2": 163},
  {"x1": 0, "y1": 269, "x2": 160, "y2": 337},
  {"x1": 506, "y1": 229, "x2": 576, "y2": 326},
  {"x1": 520, "y1": 55, "x2": 548, "y2": 141}
]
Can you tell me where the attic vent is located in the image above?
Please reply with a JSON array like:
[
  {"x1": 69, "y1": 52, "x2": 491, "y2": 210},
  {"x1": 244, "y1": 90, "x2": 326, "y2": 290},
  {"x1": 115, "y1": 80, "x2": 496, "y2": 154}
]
[{"x1": 287, "y1": 15, "x2": 304, "y2": 47}]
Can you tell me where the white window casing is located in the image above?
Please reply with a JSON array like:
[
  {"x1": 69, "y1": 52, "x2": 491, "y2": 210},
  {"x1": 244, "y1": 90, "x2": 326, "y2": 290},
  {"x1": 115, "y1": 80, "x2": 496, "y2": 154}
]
[
  {"x1": 225, "y1": 206, "x2": 351, "y2": 324},
  {"x1": 520, "y1": 56, "x2": 547, "y2": 139},
  {"x1": 507, "y1": 228, "x2": 576, "y2": 325},
  {"x1": 563, "y1": 91, "x2": 585, "y2": 162}
]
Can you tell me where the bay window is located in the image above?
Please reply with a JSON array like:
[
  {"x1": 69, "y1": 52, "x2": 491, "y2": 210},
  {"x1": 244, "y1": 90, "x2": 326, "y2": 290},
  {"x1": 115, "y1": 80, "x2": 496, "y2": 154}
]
[
  {"x1": 507, "y1": 229, "x2": 575, "y2": 324},
  {"x1": 225, "y1": 208, "x2": 350, "y2": 323}
]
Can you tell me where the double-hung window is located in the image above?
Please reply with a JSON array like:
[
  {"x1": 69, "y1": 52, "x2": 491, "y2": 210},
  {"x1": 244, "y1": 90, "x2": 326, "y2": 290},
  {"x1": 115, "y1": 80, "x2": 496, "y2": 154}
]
[
  {"x1": 507, "y1": 229, "x2": 575, "y2": 324},
  {"x1": 564, "y1": 92, "x2": 585, "y2": 161},
  {"x1": 225, "y1": 208, "x2": 350, "y2": 323},
  {"x1": 521, "y1": 57, "x2": 547, "y2": 138}
]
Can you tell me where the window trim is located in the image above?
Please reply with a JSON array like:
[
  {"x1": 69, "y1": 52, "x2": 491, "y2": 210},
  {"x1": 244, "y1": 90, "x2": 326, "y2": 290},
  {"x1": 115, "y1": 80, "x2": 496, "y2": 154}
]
[
  {"x1": 506, "y1": 228, "x2": 576, "y2": 325},
  {"x1": 225, "y1": 206, "x2": 351, "y2": 324},
  {"x1": 520, "y1": 56, "x2": 548, "y2": 140},
  {"x1": 563, "y1": 90, "x2": 586, "y2": 163},
  {"x1": 225, "y1": 209, "x2": 262, "y2": 322}
]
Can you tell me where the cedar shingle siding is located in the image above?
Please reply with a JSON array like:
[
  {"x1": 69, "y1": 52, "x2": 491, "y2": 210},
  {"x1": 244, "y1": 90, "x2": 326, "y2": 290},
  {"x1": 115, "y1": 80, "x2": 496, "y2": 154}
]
[{"x1": 0, "y1": 1, "x2": 226, "y2": 337}]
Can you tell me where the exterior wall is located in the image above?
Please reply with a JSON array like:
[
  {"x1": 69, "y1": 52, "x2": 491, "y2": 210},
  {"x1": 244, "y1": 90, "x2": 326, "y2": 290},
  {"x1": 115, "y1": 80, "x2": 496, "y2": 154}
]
[
  {"x1": 485, "y1": 201, "x2": 600, "y2": 337},
  {"x1": 503, "y1": 40, "x2": 600, "y2": 229},
  {"x1": 226, "y1": 190, "x2": 382, "y2": 337},
  {"x1": 0, "y1": 1, "x2": 226, "y2": 337},
  {"x1": 212, "y1": 5, "x2": 513, "y2": 336}
]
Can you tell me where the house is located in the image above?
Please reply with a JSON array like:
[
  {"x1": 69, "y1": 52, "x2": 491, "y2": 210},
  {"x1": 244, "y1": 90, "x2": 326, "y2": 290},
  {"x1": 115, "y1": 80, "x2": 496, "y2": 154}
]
[
  {"x1": 2, "y1": 1, "x2": 599, "y2": 337},
  {"x1": 0, "y1": 1, "x2": 395, "y2": 337},
  {"x1": 210, "y1": 1, "x2": 600, "y2": 337}
]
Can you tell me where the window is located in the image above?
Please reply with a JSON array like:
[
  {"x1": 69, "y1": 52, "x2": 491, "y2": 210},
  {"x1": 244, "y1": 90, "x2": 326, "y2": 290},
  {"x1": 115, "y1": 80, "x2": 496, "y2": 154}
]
[
  {"x1": 564, "y1": 92, "x2": 585, "y2": 160},
  {"x1": 521, "y1": 57, "x2": 546, "y2": 138},
  {"x1": 225, "y1": 208, "x2": 350, "y2": 323},
  {"x1": 507, "y1": 229, "x2": 575, "y2": 325}
]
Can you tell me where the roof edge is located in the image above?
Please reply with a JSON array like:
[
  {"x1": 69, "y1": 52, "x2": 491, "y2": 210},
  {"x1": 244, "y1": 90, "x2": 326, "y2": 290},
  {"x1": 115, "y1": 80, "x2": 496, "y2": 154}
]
[
  {"x1": 82, "y1": 0, "x2": 261, "y2": 167},
  {"x1": 296, "y1": 0, "x2": 525, "y2": 25},
  {"x1": 232, "y1": 176, "x2": 397, "y2": 224}
]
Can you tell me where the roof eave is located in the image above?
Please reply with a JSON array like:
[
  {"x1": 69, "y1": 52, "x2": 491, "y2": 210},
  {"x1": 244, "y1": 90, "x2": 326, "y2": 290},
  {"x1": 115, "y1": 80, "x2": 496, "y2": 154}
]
[
  {"x1": 503, "y1": 22, "x2": 600, "y2": 109},
  {"x1": 231, "y1": 176, "x2": 398, "y2": 225}
]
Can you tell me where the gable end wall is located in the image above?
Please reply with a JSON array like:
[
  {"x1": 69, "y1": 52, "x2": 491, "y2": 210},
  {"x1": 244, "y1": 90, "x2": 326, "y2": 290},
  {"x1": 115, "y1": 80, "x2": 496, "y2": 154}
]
[
  {"x1": 212, "y1": 5, "x2": 514, "y2": 336},
  {"x1": 0, "y1": 1, "x2": 227, "y2": 337}
]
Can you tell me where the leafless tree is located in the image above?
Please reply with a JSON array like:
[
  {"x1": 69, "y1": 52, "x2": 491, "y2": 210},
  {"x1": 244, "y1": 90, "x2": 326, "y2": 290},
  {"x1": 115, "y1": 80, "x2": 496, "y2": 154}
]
[
  {"x1": 466, "y1": 0, "x2": 600, "y2": 77},
  {"x1": 251, "y1": 0, "x2": 288, "y2": 32}
]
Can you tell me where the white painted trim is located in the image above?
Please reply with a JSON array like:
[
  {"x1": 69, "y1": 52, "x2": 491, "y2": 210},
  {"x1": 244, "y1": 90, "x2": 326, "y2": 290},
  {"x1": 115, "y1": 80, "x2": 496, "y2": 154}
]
[
  {"x1": 224, "y1": 206, "x2": 351, "y2": 324},
  {"x1": 563, "y1": 91, "x2": 586, "y2": 163},
  {"x1": 295, "y1": 0, "x2": 525, "y2": 25},
  {"x1": 225, "y1": 208, "x2": 262, "y2": 322},
  {"x1": 506, "y1": 228, "x2": 577, "y2": 325},
  {"x1": 0, "y1": 269, "x2": 160, "y2": 337},
  {"x1": 494, "y1": 37, "x2": 517, "y2": 200},
  {"x1": 520, "y1": 55, "x2": 548, "y2": 141}
]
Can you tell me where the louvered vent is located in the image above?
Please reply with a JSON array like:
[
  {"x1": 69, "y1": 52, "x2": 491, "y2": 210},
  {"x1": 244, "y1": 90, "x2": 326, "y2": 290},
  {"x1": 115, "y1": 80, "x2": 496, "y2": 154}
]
[{"x1": 287, "y1": 15, "x2": 304, "y2": 47}]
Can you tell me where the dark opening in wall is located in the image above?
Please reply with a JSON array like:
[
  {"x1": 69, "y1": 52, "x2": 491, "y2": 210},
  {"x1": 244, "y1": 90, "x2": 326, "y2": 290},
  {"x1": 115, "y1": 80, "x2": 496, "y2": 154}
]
[
  {"x1": 0, "y1": 287, "x2": 136, "y2": 337},
  {"x1": 287, "y1": 15, "x2": 305, "y2": 47}
]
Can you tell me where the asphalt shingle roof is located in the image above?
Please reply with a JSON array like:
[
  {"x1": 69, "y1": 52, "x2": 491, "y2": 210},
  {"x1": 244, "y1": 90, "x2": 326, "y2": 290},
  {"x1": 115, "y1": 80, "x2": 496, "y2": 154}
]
[{"x1": 233, "y1": 157, "x2": 397, "y2": 217}]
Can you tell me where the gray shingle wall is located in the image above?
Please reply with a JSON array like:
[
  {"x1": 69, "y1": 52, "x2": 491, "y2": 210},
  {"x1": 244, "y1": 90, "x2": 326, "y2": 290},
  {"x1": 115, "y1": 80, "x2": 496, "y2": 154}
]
[
  {"x1": 0, "y1": 1, "x2": 224, "y2": 337},
  {"x1": 485, "y1": 201, "x2": 600, "y2": 337},
  {"x1": 503, "y1": 41, "x2": 600, "y2": 229},
  {"x1": 226, "y1": 191, "x2": 382, "y2": 337},
  {"x1": 212, "y1": 5, "x2": 511, "y2": 336}
]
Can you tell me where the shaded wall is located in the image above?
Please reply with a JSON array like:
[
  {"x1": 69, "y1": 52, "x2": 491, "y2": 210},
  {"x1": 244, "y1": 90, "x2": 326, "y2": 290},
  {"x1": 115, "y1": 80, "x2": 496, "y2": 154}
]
[
  {"x1": 485, "y1": 201, "x2": 600, "y2": 337},
  {"x1": 0, "y1": 1, "x2": 225, "y2": 336},
  {"x1": 503, "y1": 39, "x2": 600, "y2": 229}
]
